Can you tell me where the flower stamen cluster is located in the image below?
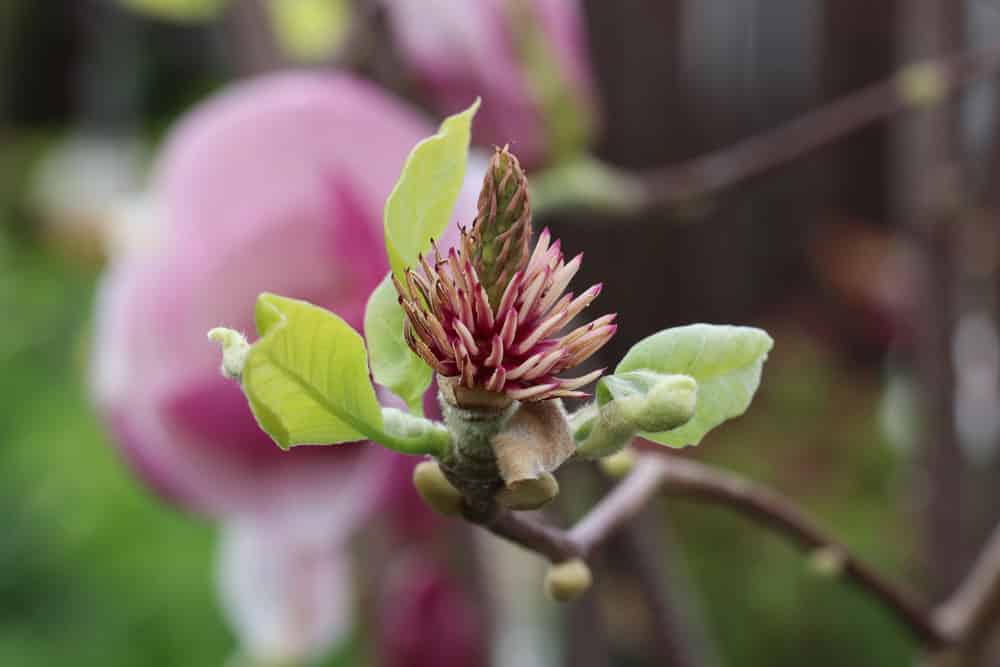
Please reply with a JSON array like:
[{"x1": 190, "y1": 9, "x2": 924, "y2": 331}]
[{"x1": 394, "y1": 148, "x2": 616, "y2": 401}]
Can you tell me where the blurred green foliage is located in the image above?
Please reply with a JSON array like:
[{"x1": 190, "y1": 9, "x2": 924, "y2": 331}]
[
  {"x1": 670, "y1": 334, "x2": 917, "y2": 666},
  {"x1": 0, "y1": 232, "x2": 232, "y2": 665}
]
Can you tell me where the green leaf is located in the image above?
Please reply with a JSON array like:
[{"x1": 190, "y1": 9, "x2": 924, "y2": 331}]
[
  {"x1": 117, "y1": 0, "x2": 228, "y2": 22},
  {"x1": 613, "y1": 324, "x2": 773, "y2": 447},
  {"x1": 267, "y1": 0, "x2": 348, "y2": 62},
  {"x1": 364, "y1": 274, "x2": 432, "y2": 414},
  {"x1": 242, "y1": 293, "x2": 383, "y2": 449},
  {"x1": 383, "y1": 99, "x2": 480, "y2": 282},
  {"x1": 596, "y1": 371, "x2": 697, "y2": 431}
]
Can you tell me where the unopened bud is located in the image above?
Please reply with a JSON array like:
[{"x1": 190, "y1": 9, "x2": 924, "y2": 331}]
[
  {"x1": 470, "y1": 146, "x2": 532, "y2": 308},
  {"x1": 577, "y1": 373, "x2": 698, "y2": 459},
  {"x1": 629, "y1": 374, "x2": 697, "y2": 433},
  {"x1": 413, "y1": 460, "x2": 464, "y2": 516},
  {"x1": 545, "y1": 558, "x2": 592, "y2": 602},
  {"x1": 807, "y1": 546, "x2": 846, "y2": 578},
  {"x1": 208, "y1": 327, "x2": 250, "y2": 379},
  {"x1": 897, "y1": 62, "x2": 948, "y2": 109},
  {"x1": 598, "y1": 446, "x2": 637, "y2": 478}
]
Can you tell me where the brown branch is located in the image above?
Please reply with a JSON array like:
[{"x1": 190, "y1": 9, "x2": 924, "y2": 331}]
[
  {"x1": 478, "y1": 505, "x2": 582, "y2": 563},
  {"x1": 472, "y1": 450, "x2": 1000, "y2": 651},
  {"x1": 937, "y1": 522, "x2": 1000, "y2": 646},
  {"x1": 637, "y1": 455, "x2": 950, "y2": 648},
  {"x1": 570, "y1": 456, "x2": 666, "y2": 553},
  {"x1": 472, "y1": 454, "x2": 954, "y2": 649},
  {"x1": 631, "y1": 43, "x2": 1000, "y2": 207}
]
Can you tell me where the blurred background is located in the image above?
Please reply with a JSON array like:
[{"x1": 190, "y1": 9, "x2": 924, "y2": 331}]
[{"x1": 2, "y1": 0, "x2": 999, "y2": 665}]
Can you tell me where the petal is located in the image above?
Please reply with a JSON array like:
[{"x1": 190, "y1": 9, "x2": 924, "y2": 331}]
[{"x1": 217, "y1": 517, "x2": 352, "y2": 665}]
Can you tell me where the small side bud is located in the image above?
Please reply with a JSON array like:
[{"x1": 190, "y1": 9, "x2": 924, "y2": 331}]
[
  {"x1": 496, "y1": 472, "x2": 560, "y2": 511},
  {"x1": 897, "y1": 62, "x2": 948, "y2": 109},
  {"x1": 413, "y1": 460, "x2": 464, "y2": 516},
  {"x1": 630, "y1": 374, "x2": 697, "y2": 433},
  {"x1": 578, "y1": 374, "x2": 698, "y2": 459},
  {"x1": 208, "y1": 327, "x2": 250, "y2": 379},
  {"x1": 545, "y1": 558, "x2": 592, "y2": 602},
  {"x1": 598, "y1": 446, "x2": 636, "y2": 478},
  {"x1": 807, "y1": 546, "x2": 846, "y2": 578}
]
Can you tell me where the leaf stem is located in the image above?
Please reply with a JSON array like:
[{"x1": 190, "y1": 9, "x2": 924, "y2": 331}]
[{"x1": 374, "y1": 407, "x2": 450, "y2": 457}]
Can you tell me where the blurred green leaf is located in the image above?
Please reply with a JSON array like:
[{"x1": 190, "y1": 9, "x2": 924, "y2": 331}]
[
  {"x1": 507, "y1": 1, "x2": 593, "y2": 162},
  {"x1": 383, "y1": 99, "x2": 479, "y2": 283},
  {"x1": 244, "y1": 293, "x2": 383, "y2": 449},
  {"x1": 613, "y1": 324, "x2": 773, "y2": 446},
  {"x1": 364, "y1": 273, "x2": 432, "y2": 415},
  {"x1": 117, "y1": 0, "x2": 228, "y2": 22},
  {"x1": 268, "y1": 0, "x2": 348, "y2": 62}
]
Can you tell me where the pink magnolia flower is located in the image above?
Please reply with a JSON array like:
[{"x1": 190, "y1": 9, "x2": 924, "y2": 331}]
[
  {"x1": 385, "y1": 0, "x2": 597, "y2": 169},
  {"x1": 90, "y1": 72, "x2": 482, "y2": 664}
]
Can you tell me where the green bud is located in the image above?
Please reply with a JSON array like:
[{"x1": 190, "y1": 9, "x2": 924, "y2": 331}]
[
  {"x1": 807, "y1": 546, "x2": 846, "y2": 578},
  {"x1": 598, "y1": 446, "x2": 637, "y2": 478},
  {"x1": 470, "y1": 146, "x2": 532, "y2": 308},
  {"x1": 412, "y1": 460, "x2": 464, "y2": 516},
  {"x1": 545, "y1": 558, "x2": 593, "y2": 602},
  {"x1": 577, "y1": 373, "x2": 698, "y2": 459},
  {"x1": 897, "y1": 62, "x2": 948, "y2": 109}
]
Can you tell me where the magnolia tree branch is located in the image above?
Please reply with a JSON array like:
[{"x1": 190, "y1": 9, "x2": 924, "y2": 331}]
[
  {"x1": 636, "y1": 44, "x2": 1000, "y2": 206},
  {"x1": 469, "y1": 452, "x2": 1000, "y2": 651},
  {"x1": 937, "y1": 522, "x2": 1000, "y2": 646},
  {"x1": 533, "y1": 42, "x2": 1000, "y2": 217}
]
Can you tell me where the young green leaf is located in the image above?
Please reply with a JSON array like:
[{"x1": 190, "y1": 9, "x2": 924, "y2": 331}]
[
  {"x1": 596, "y1": 371, "x2": 698, "y2": 433},
  {"x1": 612, "y1": 324, "x2": 773, "y2": 447},
  {"x1": 364, "y1": 273, "x2": 433, "y2": 414},
  {"x1": 242, "y1": 293, "x2": 384, "y2": 449},
  {"x1": 383, "y1": 99, "x2": 480, "y2": 282}
]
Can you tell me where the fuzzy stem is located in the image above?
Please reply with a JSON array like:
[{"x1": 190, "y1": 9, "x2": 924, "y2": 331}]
[{"x1": 437, "y1": 395, "x2": 517, "y2": 516}]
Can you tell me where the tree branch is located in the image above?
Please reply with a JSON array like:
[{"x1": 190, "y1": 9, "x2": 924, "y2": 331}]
[
  {"x1": 478, "y1": 505, "x2": 582, "y2": 563},
  {"x1": 471, "y1": 450, "x2": 1000, "y2": 651},
  {"x1": 628, "y1": 43, "x2": 1000, "y2": 208},
  {"x1": 472, "y1": 453, "x2": 954, "y2": 649},
  {"x1": 937, "y1": 521, "x2": 1000, "y2": 646}
]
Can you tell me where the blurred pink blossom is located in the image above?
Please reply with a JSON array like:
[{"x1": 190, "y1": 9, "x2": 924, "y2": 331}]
[
  {"x1": 386, "y1": 0, "x2": 597, "y2": 168},
  {"x1": 90, "y1": 72, "x2": 482, "y2": 664},
  {"x1": 379, "y1": 550, "x2": 488, "y2": 667}
]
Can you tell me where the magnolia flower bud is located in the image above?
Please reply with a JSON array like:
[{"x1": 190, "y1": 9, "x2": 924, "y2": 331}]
[
  {"x1": 412, "y1": 460, "x2": 464, "y2": 516},
  {"x1": 470, "y1": 146, "x2": 532, "y2": 308},
  {"x1": 544, "y1": 558, "x2": 592, "y2": 602},
  {"x1": 577, "y1": 375, "x2": 698, "y2": 459},
  {"x1": 598, "y1": 445, "x2": 637, "y2": 478}
]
